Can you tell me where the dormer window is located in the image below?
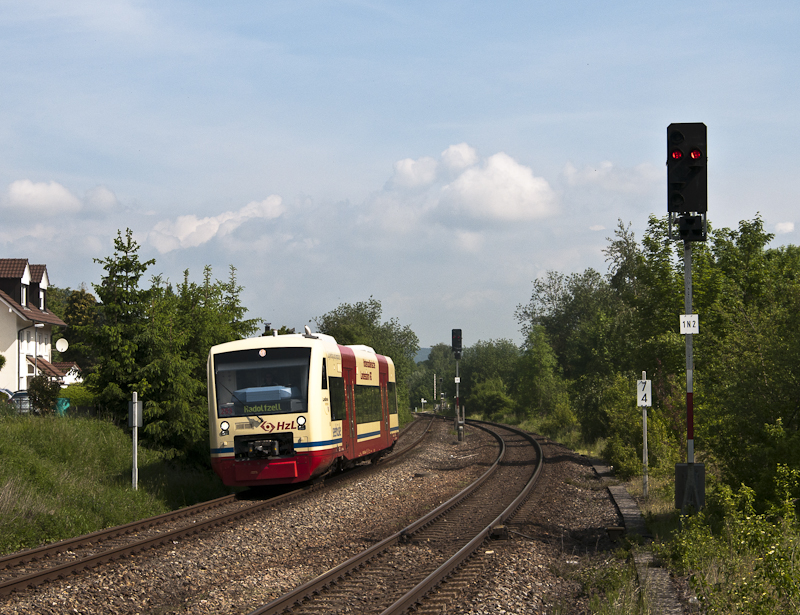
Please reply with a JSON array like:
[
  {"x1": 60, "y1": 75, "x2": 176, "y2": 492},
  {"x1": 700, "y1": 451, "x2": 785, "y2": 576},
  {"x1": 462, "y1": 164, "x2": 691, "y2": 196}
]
[
  {"x1": 39, "y1": 288, "x2": 46, "y2": 311},
  {"x1": 20, "y1": 284, "x2": 28, "y2": 307}
]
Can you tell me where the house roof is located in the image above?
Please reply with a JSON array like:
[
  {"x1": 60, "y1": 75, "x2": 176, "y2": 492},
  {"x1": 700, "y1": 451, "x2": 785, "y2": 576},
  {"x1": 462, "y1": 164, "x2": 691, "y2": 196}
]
[
  {"x1": 52, "y1": 361, "x2": 81, "y2": 373},
  {"x1": 26, "y1": 356, "x2": 66, "y2": 379},
  {"x1": 29, "y1": 264, "x2": 48, "y2": 285},
  {"x1": 0, "y1": 288, "x2": 66, "y2": 326},
  {"x1": 0, "y1": 258, "x2": 29, "y2": 278}
]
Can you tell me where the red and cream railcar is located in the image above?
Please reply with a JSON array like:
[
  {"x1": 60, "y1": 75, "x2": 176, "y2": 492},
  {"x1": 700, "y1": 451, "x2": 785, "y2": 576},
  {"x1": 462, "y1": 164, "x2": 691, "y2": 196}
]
[{"x1": 208, "y1": 329, "x2": 399, "y2": 486}]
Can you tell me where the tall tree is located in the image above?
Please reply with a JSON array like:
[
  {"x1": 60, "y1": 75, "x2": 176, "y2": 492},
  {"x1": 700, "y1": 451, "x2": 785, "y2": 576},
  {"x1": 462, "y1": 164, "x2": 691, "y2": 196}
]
[
  {"x1": 459, "y1": 339, "x2": 520, "y2": 406},
  {"x1": 142, "y1": 267, "x2": 260, "y2": 457},
  {"x1": 314, "y1": 297, "x2": 419, "y2": 415},
  {"x1": 87, "y1": 229, "x2": 154, "y2": 421},
  {"x1": 514, "y1": 326, "x2": 570, "y2": 422},
  {"x1": 55, "y1": 285, "x2": 99, "y2": 373}
]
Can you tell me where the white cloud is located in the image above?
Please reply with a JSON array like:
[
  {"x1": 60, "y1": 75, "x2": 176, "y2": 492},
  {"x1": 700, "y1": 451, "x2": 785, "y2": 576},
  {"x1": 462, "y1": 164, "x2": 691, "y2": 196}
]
[
  {"x1": 590, "y1": 224, "x2": 606, "y2": 231},
  {"x1": 389, "y1": 156, "x2": 438, "y2": 189},
  {"x1": 4, "y1": 179, "x2": 82, "y2": 214},
  {"x1": 441, "y1": 143, "x2": 478, "y2": 171},
  {"x1": 455, "y1": 229, "x2": 484, "y2": 252},
  {"x1": 148, "y1": 195, "x2": 285, "y2": 253},
  {"x1": 562, "y1": 161, "x2": 660, "y2": 194},
  {"x1": 441, "y1": 152, "x2": 555, "y2": 221},
  {"x1": 776, "y1": 221, "x2": 794, "y2": 234},
  {"x1": 84, "y1": 186, "x2": 120, "y2": 213}
]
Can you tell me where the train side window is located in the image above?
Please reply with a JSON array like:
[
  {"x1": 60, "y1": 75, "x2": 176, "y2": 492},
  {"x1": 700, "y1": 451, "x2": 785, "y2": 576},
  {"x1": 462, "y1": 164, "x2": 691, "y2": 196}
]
[
  {"x1": 321, "y1": 358, "x2": 328, "y2": 390},
  {"x1": 387, "y1": 382, "x2": 398, "y2": 415},
  {"x1": 355, "y1": 384, "x2": 382, "y2": 424},
  {"x1": 329, "y1": 376, "x2": 345, "y2": 421}
]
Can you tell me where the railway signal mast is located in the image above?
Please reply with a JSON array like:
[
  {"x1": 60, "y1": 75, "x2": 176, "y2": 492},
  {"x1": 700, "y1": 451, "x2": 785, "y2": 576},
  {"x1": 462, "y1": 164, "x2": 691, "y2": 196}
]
[
  {"x1": 667, "y1": 123, "x2": 706, "y2": 513},
  {"x1": 452, "y1": 328, "x2": 464, "y2": 441}
]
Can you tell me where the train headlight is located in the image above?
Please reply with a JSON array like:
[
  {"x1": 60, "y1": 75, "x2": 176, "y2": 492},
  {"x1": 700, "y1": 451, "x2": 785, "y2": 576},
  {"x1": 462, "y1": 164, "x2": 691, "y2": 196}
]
[
  {"x1": 220, "y1": 421, "x2": 230, "y2": 435},
  {"x1": 297, "y1": 416, "x2": 306, "y2": 430}
]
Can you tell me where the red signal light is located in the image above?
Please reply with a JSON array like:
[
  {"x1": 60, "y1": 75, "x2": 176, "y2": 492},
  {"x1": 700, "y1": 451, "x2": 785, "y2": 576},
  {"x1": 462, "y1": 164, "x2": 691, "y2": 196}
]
[
  {"x1": 690, "y1": 149, "x2": 702, "y2": 159},
  {"x1": 671, "y1": 150, "x2": 683, "y2": 160}
]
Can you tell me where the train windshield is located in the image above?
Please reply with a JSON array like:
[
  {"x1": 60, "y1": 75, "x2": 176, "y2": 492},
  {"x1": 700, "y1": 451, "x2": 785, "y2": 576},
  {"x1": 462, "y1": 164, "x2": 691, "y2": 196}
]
[{"x1": 213, "y1": 347, "x2": 311, "y2": 418}]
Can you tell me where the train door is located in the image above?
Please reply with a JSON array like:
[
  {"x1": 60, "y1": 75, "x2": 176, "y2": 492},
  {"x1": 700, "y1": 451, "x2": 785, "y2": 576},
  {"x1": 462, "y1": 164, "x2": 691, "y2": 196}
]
[
  {"x1": 340, "y1": 349, "x2": 357, "y2": 459},
  {"x1": 343, "y1": 367, "x2": 357, "y2": 459},
  {"x1": 379, "y1": 359, "x2": 390, "y2": 448}
]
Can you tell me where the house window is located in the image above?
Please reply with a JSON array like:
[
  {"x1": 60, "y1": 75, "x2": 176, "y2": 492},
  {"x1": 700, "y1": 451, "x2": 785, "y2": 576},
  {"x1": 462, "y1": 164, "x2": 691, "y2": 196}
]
[
  {"x1": 39, "y1": 289, "x2": 46, "y2": 311},
  {"x1": 21, "y1": 284, "x2": 28, "y2": 306}
]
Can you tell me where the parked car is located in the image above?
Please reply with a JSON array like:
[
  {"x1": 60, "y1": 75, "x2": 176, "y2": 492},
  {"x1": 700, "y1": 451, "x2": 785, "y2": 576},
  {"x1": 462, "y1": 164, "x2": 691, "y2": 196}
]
[
  {"x1": 9, "y1": 390, "x2": 32, "y2": 414},
  {"x1": 0, "y1": 388, "x2": 12, "y2": 404}
]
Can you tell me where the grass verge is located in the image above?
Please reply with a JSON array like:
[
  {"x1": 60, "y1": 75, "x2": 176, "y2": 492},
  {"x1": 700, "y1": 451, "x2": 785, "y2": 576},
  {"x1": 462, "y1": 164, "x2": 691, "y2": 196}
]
[{"x1": 0, "y1": 412, "x2": 232, "y2": 555}]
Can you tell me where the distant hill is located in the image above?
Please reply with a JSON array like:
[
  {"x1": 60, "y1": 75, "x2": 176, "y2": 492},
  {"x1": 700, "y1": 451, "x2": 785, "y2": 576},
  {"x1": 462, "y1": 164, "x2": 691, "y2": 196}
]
[{"x1": 415, "y1": 347, "x2": 431, "y2": 363}]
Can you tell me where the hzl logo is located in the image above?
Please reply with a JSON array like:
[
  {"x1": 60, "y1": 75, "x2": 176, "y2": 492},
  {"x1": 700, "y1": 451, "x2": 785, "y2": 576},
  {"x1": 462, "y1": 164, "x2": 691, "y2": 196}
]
[{"x1": 260, "y1": 421, "x2": 296, "y2": 433}]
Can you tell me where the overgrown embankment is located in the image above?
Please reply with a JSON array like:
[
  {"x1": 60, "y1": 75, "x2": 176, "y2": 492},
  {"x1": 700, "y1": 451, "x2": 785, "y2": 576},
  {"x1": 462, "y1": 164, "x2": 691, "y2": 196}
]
[{"x1": 0, "y1": 411, "x2": 231, "y2": 555}]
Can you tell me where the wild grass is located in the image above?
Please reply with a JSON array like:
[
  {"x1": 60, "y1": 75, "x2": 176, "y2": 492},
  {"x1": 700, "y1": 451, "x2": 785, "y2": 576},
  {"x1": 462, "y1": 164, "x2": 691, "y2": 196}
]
[{"x1": 0, "y1": 412, "x2": 232, "y2": 555}]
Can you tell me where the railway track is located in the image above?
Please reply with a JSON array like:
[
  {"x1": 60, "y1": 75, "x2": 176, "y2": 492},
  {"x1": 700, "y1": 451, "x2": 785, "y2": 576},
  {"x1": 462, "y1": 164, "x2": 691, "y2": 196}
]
[
  {"x1": 247, "y1": 419, "x2": 543, "y2": 615},
  {"x1": 0, "y1": 414, "x2": 434, "y2": 599}
]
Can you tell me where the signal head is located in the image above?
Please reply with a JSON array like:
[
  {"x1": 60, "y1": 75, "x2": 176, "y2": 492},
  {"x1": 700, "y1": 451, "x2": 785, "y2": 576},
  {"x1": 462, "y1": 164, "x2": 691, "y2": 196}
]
[{"x1": 667, "y1": 122, "x2": 707, "y2": 214}]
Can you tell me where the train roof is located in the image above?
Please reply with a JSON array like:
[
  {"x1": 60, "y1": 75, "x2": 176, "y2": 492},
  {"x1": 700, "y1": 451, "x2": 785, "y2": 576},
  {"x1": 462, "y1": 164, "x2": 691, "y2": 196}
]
[{"x1": 209, "y1": 331, "x2": 389, "y2": 362}]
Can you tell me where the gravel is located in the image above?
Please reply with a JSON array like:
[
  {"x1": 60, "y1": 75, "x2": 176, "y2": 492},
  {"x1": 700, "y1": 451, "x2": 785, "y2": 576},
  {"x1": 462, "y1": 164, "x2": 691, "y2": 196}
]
[
  {"x1": 2, "y1": 423, "x2": 687, "y2": 615},
  {"x1": 1, "y1": 419, "x2": 495, "y2": 614}
]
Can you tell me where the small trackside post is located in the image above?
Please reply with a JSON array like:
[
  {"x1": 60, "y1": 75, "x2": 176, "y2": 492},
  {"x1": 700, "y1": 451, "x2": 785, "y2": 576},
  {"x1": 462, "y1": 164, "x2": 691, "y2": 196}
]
[
  {"x1": 637, "y1": 372, "x2": 651, "y2": 499},
  {"x1": 129, "y1": 391, "x2": 143, "y2": 490}
]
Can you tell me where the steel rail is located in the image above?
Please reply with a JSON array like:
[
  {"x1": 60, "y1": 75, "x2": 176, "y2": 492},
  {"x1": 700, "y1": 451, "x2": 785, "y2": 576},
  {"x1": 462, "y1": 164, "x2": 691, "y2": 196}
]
[
  {"x1": 247, "y1": 420, "x2": 507, "y2": 615},
  {"x1": 0, "y1": 493, "x2": 237, "y2": 570},
  {"x1": 0, "y1": 414, "x2": 433, "y2": 597},
  {"x1": 0, "y1": 483, "x2": 325, "y2": 596},
  {"x1": 380, "y1": 422, "x2": 544, "y2": 615},
  {"x1": 377, "y1": 413, "x2": 434, "y2": 465}
]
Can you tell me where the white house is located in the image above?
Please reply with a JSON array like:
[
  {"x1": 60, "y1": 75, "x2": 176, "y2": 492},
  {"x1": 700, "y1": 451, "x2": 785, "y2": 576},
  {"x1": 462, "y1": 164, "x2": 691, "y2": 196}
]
[{"x1": 0, "y1": 258, "x2": 67, "y2": 392}]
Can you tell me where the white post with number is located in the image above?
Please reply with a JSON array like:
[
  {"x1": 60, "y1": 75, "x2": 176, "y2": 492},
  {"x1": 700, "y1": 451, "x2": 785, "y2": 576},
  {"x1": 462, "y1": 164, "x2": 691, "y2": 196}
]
[{"x1": 637, "y1": 372, "x2": 652, "y2": 499}]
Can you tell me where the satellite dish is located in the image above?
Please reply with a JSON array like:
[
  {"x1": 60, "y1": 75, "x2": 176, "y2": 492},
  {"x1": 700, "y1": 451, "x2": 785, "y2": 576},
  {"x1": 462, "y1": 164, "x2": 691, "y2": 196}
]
[{"x1": 56, "y1": 338, "x2": 69, "y2": 353}]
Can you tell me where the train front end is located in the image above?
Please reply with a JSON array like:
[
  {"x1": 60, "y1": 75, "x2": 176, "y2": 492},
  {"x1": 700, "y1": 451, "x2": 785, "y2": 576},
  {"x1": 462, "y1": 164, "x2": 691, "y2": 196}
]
[{"x1": 207, "y1": 334, "x2": 339, "y2": 486}]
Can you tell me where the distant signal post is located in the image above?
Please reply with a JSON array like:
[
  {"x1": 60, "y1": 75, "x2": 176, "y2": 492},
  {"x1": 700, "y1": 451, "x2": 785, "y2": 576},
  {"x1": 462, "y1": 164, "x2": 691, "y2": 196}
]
[{"x1": 452, "y1": 329, "x2": 464, "y2": 441}]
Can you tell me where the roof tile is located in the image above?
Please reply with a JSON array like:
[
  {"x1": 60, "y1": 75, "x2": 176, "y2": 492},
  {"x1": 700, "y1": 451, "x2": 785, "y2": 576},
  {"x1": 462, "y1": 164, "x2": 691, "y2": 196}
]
[{"x1": 0, "y1": 258, "x2": 29, "y2": 278}]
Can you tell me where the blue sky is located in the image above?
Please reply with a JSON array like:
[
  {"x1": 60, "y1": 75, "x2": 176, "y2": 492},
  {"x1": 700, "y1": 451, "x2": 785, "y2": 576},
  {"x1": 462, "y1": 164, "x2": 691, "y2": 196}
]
[{"x1": 1, "y1": 1, "x2": 798, "y2": 347}]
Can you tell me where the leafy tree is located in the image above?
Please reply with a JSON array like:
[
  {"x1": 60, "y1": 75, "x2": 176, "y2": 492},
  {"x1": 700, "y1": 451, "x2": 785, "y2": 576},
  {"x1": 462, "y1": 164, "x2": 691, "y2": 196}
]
[
  {"x1": 314, "y1": 297, "x2": 419, "y2": 416},
  {"x1": 469, "y1": 377, "x2": 515, "y2": 421},
  {"x1": 44, "y1": 285, "x2": 70, "y2": 319},
  {"x1": 0, "y1": 353, "x2": 5, "y2": 374},
  {"x1": 459, "y1": 339, "x2": 520, "y2": 403},
  {"x1": 698, "y1": 220, "x2": 800, "y2": 501},
  {"x1": 141, "y1": 267, "x2": 260, "y2": 457},
  {"x1": 514, "y1": 326, "x2": 571, "y2": 424},
  {"x1": 53, "y1": 285, "x2": 99, "y2": 373},
  {"x1": 515, "y1": 213, "x2": 800, "y2": 505}
]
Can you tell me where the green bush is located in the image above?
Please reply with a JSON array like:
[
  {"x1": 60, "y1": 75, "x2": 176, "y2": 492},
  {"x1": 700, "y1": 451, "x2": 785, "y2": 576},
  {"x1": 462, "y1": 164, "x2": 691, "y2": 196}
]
[
  {"x1": 469, "y1": 377, "x2": 515, "y2": 421},
  {"x1": 28, "y1": 375, "x2": 62, "y2": 413},
  {"x1": 59, "y1": 383, "x2": 96, "y2": 407},
  {"x1": 660, "y1": 465, "x2": 800, "y2": 614}
]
